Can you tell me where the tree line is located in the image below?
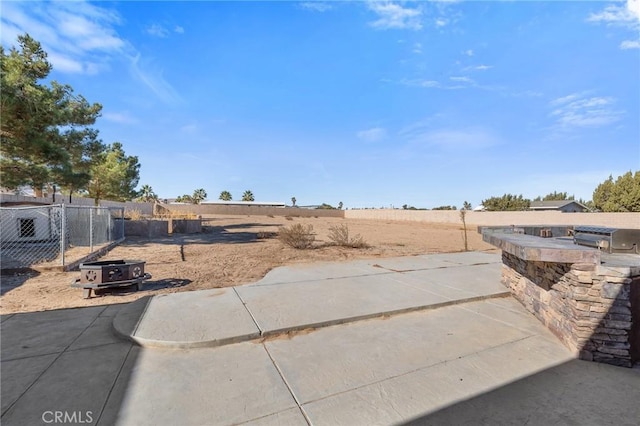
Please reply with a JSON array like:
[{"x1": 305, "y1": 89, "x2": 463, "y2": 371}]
[
  {"x1": 1, "y1": 34, "x2": 140, "y2": 204},
  {"x1": 480, "y1": 171, "x2": 640, "y2": 212}
]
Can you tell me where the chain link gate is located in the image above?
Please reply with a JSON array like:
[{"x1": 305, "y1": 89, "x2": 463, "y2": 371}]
[{"x1": 0, "y1": 205, "x2": 125, "y2": 269}]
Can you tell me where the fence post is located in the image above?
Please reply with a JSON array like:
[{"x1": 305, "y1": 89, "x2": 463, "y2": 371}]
[
  {"x1": 60, "y1": 204, "x2": 66, "y2": 266},
  {"x1": 108, "y1": 209, "x2": 112, "y2": 241},
  {"x1": 121, "y1": 208, "x2": 125, "y2": 239},
  {"x1": 90, "y1": 207, "x2": 94, "y2": 252}
]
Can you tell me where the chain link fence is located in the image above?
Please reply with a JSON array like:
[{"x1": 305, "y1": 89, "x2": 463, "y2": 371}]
[{"x1": 0, "y1": 205, "x2": 125, "y2": 269}]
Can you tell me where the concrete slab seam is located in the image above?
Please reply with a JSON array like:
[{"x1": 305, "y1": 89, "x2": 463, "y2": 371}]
[
  {"x1": 233, "y1": 287, "x2": 264, "y2": 336},
  {"x1": 299, "y1": 333, "x2": 546, "y2": 407},
  {"x1": 455, "y1": 301, "x2": 561, "y2": 338},
  {"x1": 1, "y1": 308, "x2": 104, "y2": 417},
  {"x1": 93, "y1": 344, "x2": 134, "y2": 426},
  {"x1": 261, "y1": 344, "x2": 312, "y2": 426},
  {"x1": 0, "y1": 314, "x2": 15, "y2": 323},
  {"x1": 259, "y1": 292, "x2": 512, "y2": 339},
  {"x1": 123, "y1": 332, "x2": 263, "y2": 350},
  {"x1": 116, "y1": 292, "x2": 513, "y2": 350},
  {"x1": 249, "y1": 270, "x2": 401, "y2": 288},
  {"x1": 131, "y1": 296, "x2": 153, "y2": 337}
]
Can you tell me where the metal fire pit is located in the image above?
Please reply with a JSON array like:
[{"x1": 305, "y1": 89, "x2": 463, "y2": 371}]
[
  {"x1": 573, "y1": 226, "x2": 640, "y2": 254},
  {"x1": 71, "y1": 259, "x2": 152, "y2": 299}
]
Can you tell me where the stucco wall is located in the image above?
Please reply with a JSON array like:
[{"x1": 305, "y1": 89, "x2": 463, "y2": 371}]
[
  {"x1": 345, "y1": 209, "x2": 640, "y2": 228},
  {"x1": 161, "y1": 203, "x2": 344, "y2": 218},
  {"x1": 0, "y1": 194, "x2": 154, "y2": 215}
]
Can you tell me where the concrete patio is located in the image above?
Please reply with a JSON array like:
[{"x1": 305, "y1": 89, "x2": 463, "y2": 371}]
[{"x1": 2, "y1": 252, "x2": 639, "y2": 425}]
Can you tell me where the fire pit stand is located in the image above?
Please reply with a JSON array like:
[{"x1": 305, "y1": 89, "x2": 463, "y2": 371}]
[{"x1": 71, "y1": 259, "x2": 152, "y2": 299}]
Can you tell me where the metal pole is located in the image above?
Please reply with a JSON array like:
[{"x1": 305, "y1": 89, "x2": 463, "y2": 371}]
[
  {"x1": 108, "y1": 208, "x2": 112, "y2": 242},
  {"x1": 121, "y1": 208, "x2": 125, "y2": 239},
  {"x1": 89, "y1": 207, "x2": 94, "y2": 252},
  {"x1": 60, "y1": 204, "x2": 66, "y2": 266}
]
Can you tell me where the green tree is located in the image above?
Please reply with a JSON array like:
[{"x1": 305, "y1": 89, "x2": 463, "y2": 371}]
[
  {"x1": 462, "y1": 201, "x2": 472, "y2": 210},
  {"x1": 316, "y1": 203, "x2": 335, "y2": 209},
  {"x1": 242, "y1": 190, "x2": 255, "y2": 202},
  {"x1": 137, "y1": 184, "x2": 158, "y2": 202},
  {"x1": 87, "y1": 142, "x2": 140, "y2": 204},
  {"x1": 175, "y1": 194, "x2": 193, "y2": 203},
  {"x1": 593, "y1": 171, "x2": 640, "y2": 212},
  {"x1": 481, "y1": 194, "x2": 530, "y2": 211},
  {"x1": 192, "y1": 188, "x2": 207, "y2": 204},
  {"x1": 533, "y1": 191, "x2": 574, "y2": 201},
  {"x1": 432, "y1": 205, "x2": 457, "y2": 210},
  {"x1": 338, "y1": 201, "x2": 343, "y2": 210},
  {"x1": 291, "y1": 196, "x2": 296, "y2": 207},
  {"x1": 1, "y1": 34, "x2": 103, "y2": 195},
  {"x1": 219, "y1": 190, "x2": 232, "y2": 201}
]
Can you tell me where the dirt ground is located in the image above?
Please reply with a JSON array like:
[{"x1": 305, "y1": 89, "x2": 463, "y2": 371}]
[{"x1": 1, "y1": 215, "x2": 497, "y2": 314}]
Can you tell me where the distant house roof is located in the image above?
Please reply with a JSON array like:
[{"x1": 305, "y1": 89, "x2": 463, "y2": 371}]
[{"x1": 529, "y1": 200, "x2": 588, "y2": 211}]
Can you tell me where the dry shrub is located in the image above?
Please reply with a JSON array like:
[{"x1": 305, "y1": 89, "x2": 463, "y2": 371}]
[
  {"x1": 154, "y1": 211, "x2": 199, "y2": 219},
  {"x1": 327, "y1": 224, "x2": 369, "y2": 248},
  {"x1": 279, "y1": 223, "x2": 315, "y2": 249},
  {"x1": 257, "y1": 231, "x2": 277, "y2": 240},
  {"x1": 126, "y1": 209, "x2": 144, "y2": 220},
  {"x1": 284, "y1": 216, "x2": 294, "y2": 221}
]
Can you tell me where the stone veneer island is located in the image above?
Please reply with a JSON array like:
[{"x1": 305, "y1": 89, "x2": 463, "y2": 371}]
[{"x1": 482, "y1": 227, "x2": 639, "y2": 367}]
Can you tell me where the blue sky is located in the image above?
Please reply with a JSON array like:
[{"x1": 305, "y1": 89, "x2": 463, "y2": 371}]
[{"x1": 2, "y1": 1, "x2": 639, "y2": 208}]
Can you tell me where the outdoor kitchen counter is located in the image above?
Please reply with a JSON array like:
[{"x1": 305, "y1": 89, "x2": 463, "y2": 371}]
[{"x1": 482, "y1": 232, "x2": 601, "y2": 264}]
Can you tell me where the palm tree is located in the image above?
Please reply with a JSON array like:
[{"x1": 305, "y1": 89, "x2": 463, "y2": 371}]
[
  {"x1": 192, "y1": 188, "x2": 207, "y2": 204},
  {"x1": 219, "y1": 190, "x2": 232, "y2": 201},
  {"x1": 138, "y1": 184, "x2": 158, "y2": 202},
  {"x1": 242, "y1": 190, "x2": 254, "y2": 202},
  {"x1": 291, "y1": 196, "x2": 296, "y2": 207}
]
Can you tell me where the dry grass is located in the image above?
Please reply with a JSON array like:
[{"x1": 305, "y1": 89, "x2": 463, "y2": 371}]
[
  {"x1": 0, "y1": 215, "x2": 497, "y2": 314},
  {"x1": 327, "y1": 224, "x2": 369, "y2": 248},
  {"x1": 125, "y1": 209, "x2": 144, "y2": 220},
  {"x1": 278, "y1": 223, "x2": 316, "y2": 249}
]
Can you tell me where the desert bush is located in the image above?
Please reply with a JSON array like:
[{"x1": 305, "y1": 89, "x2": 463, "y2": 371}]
[
  {"x1": 154, "y1": 211, "x2": 199, "y2": 219},
  {"x1": 257, "y1": 231, "x2": 277, "y2": 239},
  {"x1": 126, "y1": 209, "x2": 144, "y2": 220},
  {"x1": 279, "y1": 223, "x2": 315, "y2": 249},
  {"x1": 284, "y1": 216, "x2": 294, "y2": 221},
  {"x1": 327, "y1": 224, "x2": 369, "y2": 248}
]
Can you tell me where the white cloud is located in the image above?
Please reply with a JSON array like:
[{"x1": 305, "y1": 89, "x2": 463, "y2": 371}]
[
  {"x1": 401, "y1": 79, "x2": 442, "y2": 88},
  {"x1": 405, "y1": 128, "x2": 501, "y2": 151},
  {"x1": 587, "y1": 1, "x2": 640, "y2": 49},
  {"x1": 463, "y1": 49, "x2": 474, "y2": 56},
  {"x1": 357, "y1": 127, "x2": 387, "y2": 143},
  {"x1": 129, "y1": 53, "x2": 183, "y2": 104},
  {"x1": 146, "y1": 23, "x2": 170, "y2": 38},
  {"x1": 549, "y1": 93, "x2": 624, "y2": 128},
  {"x1": 471, "y1": 64, "x2": 492, "y2": 71},
  {"x1": 413, "y1": 42, "x2": 423, "y2": 54},
  {"x1": 620, "y1": 39, "x2": 640, "y2": 49},
  {"x1": 299, "y1": 2, "x2": 333, "y2": 12},
  {"x1": 587, "y1": 1, "x2": 640, "y2": 28},
  {"x1": 435, "y1": 18, "x2": 448, "y2": 27},
  {"x1": 1, "y1": 1, "x2": 182, "y2": 104},
  {"x1": 174, "y1": 26, "x2": 185, "y2": 34},
  {"x1": 102, "y1": 112, "x2": 138, "y2": 124},
  {"x1": 450, "y1": 76, "x2": 474, "y2": 84},
  {"x1": 1, "y1": 1, "x2": 126, "y2": 74},
  {"x1": 368, "y1": 2, "x2": 423, "y2": 31}
]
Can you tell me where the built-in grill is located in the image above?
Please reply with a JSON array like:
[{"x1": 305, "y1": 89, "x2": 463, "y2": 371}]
[{"x1": 573, "y1": 226, "x2": 640, "y2": 254}]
